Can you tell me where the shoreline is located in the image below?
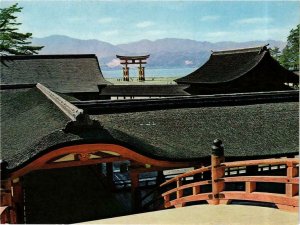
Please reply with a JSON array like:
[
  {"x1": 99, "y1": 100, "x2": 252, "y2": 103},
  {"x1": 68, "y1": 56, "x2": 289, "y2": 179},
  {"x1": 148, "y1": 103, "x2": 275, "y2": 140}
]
[{"x1": 105, "y1": 76, "x2": 180, "y2": 85}]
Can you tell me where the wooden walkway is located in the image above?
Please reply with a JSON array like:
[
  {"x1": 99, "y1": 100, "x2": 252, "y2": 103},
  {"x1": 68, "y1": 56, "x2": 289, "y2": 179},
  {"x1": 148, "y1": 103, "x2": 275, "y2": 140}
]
[{"x1": 77, "y1": 204, "x2": 298, "y2": 225}]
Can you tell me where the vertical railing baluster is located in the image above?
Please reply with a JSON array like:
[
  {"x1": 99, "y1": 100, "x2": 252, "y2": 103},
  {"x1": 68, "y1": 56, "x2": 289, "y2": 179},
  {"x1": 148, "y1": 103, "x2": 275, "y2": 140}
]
[
  {"x1": 174, "y1": 178, "x2": 185, "y2": 207},
  {"x1": 246, "y1": 181, "x2": 256, "y2": 193},
  {"x1": 163, "y1": 194, "x2": 170, "y2": 208},
  {"x1": 193, "y1": 185, "x2": 200, "y2": 195}
]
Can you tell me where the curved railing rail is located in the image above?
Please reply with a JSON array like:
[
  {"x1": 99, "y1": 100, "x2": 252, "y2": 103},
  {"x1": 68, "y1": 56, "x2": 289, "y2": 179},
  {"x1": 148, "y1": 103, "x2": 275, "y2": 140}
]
[{"x1": 160, "y1": 140, "x2": 299, "y2": 212}]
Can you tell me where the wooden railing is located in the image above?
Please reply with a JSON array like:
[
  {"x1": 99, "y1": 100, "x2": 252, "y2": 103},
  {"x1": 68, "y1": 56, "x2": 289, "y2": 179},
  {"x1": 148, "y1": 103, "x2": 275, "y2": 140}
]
[{"x1": 160, "y1": 140, "x2": 299, "y2": 212}]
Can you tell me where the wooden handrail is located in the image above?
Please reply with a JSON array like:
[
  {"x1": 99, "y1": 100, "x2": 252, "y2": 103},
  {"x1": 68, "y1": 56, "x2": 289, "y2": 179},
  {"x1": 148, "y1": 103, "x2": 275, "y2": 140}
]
[
  {"x1": 160, "y1": 166, "x2": 211, "y2": 187},
  {"x1": 161, "y1": 158, "x2": 298, "y2": 187},
  {"x1": 160, "y1": 140, "x2": 299, "y2": 212},
  {"x1": 162, "y1": 180, "x2": 211, "y2": 197},
  {"x1": 224, "y1": 176, "x2": 299, "y2": 184},
  {"x1": 222, "y1": 158, "x2": 299, "y2": 168}
]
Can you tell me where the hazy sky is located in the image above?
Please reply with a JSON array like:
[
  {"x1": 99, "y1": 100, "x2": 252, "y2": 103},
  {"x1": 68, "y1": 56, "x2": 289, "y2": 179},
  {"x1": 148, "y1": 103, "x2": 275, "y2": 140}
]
[{"x1": 2, "y1": 1, "x2": 299, "y2": 44}]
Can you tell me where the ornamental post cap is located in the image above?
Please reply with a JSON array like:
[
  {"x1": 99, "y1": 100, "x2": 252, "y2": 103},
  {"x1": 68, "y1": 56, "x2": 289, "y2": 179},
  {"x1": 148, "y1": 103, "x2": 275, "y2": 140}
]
[
  {"x1": 213, "y1": 139, "x2": 223, "y2": 147},
  {"x1": 211, "y1": 139, "x2": 224, "y2": 156}
]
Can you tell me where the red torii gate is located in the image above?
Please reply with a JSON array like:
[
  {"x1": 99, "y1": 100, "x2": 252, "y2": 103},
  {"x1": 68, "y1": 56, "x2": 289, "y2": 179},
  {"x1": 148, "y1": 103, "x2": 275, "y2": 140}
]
[{"x1": 116, "y1": 55, "x2": 150, "y2": 81}]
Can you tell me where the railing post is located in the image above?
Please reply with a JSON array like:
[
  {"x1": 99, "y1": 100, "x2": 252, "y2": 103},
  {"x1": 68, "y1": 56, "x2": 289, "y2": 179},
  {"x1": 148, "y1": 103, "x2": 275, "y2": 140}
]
[
  {"x1": 276, "y1": 160, "x2": 299, "y2": 211},
  {"x1": 286, "y1": 161, "x2": 298, "y2": 197},
  {"x1": 209, "y1": 139, "x2": 225, "y2": 205},
  {"x1": 174, "y1": 178, "x2": 185, "y2": 208}
]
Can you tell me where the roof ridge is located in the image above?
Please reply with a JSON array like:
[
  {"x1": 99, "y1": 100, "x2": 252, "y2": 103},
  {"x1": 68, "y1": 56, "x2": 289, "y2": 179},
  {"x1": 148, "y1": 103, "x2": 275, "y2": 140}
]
[
  {"x1": 71, "y1": 90, "x2": 299, "y2": 113},
  {"x1": 0, "y1": 54, "x2": 96, "y2": 60},
  {"x1": 212, "y1": 45, "x2": 268, "y2": 55},
  {"x1": 0, "y1": 83, "x2": 37, "y2": 90},
  {"x1": 36, "y1": 83, "x2": 83, "y2": 121}
]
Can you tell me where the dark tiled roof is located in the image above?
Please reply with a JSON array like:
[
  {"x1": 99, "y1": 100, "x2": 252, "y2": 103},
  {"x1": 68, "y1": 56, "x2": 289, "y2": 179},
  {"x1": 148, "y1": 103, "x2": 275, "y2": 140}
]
[
  {"x1": 175, "y1": 46, "x2": 297, "y2": 84},
  {"x1": 1, "y1": 87, "x2": 70, "y2": 169},
  {"x1": 94, "y1": 101, "x2": 298, "y2": 161},
  {"x1": 0, "y1": 54, "x2": 111, "y2": 93},
  {"x1": 1, "y1": 87, "x2": 298, "y2": 171},
  {"x1": 0, "y1": 86, "x2": 115, "y2": 170},
  {"x1": 99, "y1": 84, "x2": 190, "y2": 96}
]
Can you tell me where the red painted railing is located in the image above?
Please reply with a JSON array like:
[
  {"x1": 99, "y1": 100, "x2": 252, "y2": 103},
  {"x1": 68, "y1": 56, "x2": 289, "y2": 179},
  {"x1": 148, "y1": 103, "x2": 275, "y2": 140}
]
[{"x1": 160, "y1": 140, "x2": 299, "y2": 212}]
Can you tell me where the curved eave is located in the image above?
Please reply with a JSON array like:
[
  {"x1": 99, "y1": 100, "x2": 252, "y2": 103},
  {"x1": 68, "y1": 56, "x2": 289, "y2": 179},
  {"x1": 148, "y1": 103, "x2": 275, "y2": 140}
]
[{"x1": 6, "y1": 135, "x2": 298, "y2": 175}]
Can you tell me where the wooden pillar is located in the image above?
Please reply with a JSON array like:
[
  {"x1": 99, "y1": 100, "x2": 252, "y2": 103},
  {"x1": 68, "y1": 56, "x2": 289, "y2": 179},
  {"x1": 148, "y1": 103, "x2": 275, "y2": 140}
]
[
  {"x1": 123, "y1": 66, "x2": 129, "y2": 81},
  {"x1": 142, "y1": 67, "x2": 145, "y2": 81},
  {"x1": 138, "y1": 61, "x2": 145, "y2": 81},
  {"x1": 106, "y1": 162, "x2": 114, "y2": 190},
  {"x1": 208, "y1": 139, "x2": 225, "y2": 205},
  {"x1": 130, "y1": 171, "x2": 140, "y2": 212},
  {"x1": 286, "y1": 161, "x2": 298, "y2": 197}
]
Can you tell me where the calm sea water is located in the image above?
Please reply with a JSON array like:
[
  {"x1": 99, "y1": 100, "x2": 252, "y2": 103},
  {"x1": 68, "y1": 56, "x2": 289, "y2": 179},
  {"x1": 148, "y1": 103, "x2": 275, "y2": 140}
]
[{"x1": 102, "y1": 67, "x2": 197, "y2": 78}]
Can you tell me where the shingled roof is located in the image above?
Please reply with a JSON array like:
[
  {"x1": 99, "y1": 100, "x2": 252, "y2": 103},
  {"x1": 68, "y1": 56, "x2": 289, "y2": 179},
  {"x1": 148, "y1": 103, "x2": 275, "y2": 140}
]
[
  {"x1": 1, "y1": 86, "x2": 298, "y2": 171},
  {"x1": 0, "y1": 84, "x2": 114, "y2": 170},
  {"x1": 0, "y1": 54, "x2": 111, "y2": 93},
  {"x1": 98, "y1": 84, "x2": 190, "y2": 96},
  {"x1": 94, "y1": 100, "x2": 298, "y2": 161},
  {"x1": 175, "y1": 46, "x2": 298, "y2": 84}
]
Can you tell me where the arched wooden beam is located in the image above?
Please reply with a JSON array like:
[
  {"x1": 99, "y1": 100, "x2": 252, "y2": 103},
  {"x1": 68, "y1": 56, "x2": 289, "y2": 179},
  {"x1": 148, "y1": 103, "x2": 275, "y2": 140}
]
[{"x1": 11, "y1": 143, "x2": 192, "y2": 179}]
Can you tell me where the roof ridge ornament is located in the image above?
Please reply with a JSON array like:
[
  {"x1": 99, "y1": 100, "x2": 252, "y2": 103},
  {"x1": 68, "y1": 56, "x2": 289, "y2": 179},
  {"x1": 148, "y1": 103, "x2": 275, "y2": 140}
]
[{"x1": 259, "y1": 44, "x2": 270, "y2": 54}]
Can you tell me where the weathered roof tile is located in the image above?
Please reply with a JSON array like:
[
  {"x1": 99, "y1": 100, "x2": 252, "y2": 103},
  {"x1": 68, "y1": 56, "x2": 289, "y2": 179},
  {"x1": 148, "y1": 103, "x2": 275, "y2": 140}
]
[
  {"x1": 0, "y1": 54, "x2": 111, "y2": 93},
  {"x1": 175, "y1": 46, "x2": 298, "y2": 84}
]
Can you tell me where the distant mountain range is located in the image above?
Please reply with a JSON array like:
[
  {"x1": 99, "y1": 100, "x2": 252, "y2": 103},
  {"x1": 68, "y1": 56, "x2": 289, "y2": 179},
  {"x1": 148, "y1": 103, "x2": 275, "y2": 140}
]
[{"x1": 32, "y1": 35, "x2": 286, "y2": 70}]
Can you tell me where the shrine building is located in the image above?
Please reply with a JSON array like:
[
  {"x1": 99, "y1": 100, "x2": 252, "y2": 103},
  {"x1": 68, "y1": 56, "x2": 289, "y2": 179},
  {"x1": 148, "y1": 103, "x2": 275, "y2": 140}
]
[
  {"x1": 0, "y1": 47, "x2": 299, "y2": 224},
  {"x1": 0, "y1": 82, "x2": 298, "y2": 223},
  {"x1": 175, "y1": 46, "x2": 299, "y2": 94}
]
